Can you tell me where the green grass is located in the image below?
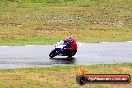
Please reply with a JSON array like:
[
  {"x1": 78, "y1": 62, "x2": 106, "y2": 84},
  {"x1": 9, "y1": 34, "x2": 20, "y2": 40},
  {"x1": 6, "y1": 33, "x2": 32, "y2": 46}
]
[
  {"x1": 0, "y1": 37, "x2": 62, "y2": 46},
  {"x1": 0, "y1": 63, "x2": 132, "y2": 88},
  {"x1": 0, "y1": 0, "x2": 132, "y2": 45}
]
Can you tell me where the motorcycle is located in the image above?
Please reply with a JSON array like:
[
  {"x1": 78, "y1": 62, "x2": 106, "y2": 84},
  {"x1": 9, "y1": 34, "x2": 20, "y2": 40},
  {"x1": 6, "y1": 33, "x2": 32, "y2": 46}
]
[{"x1": 49, "y1": 40, "x2": 81, "y2": 58}]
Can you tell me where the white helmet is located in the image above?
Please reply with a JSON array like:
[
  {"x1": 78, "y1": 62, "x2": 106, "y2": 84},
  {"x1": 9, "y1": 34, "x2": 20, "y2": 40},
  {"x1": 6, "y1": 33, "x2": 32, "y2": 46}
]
[{"x1": 68, "y1": 36, "x2": 74, "y2": 42}]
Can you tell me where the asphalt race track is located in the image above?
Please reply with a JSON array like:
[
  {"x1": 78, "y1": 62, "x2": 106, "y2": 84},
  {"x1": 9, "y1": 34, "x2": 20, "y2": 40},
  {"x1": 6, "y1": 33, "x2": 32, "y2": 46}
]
[{"x1": 0, "y1": 42, "x2": 132, "y2": 69}]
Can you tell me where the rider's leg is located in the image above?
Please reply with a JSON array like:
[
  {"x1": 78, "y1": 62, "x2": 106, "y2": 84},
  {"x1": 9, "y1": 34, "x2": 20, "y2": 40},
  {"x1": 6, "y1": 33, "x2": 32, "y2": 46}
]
[{"x1": 67, "y1": 50, "x2": 77, "y2": 58}]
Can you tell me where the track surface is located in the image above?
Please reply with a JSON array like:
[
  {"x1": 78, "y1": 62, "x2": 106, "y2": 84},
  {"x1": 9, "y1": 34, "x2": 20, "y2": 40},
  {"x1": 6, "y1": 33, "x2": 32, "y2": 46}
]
[{"x1": 0, "y1": 42, "x2": 132, "y2": 69}]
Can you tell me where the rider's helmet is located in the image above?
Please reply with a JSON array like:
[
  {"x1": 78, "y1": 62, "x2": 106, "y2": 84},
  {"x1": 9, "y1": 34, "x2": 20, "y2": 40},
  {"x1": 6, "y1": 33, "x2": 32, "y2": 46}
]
[{"x1": 68, "y1": 36, "x2": 74, "y2": 42}]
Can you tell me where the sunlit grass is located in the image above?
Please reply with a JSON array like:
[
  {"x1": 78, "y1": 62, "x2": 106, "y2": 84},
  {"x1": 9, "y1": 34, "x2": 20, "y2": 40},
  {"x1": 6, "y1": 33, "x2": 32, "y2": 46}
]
[
  {"x1": 0, "y1": 63, "x2": 131, "y2": 88},
  {"x1": 0, "y1": 0, "x2": 132, "y2": 45}
]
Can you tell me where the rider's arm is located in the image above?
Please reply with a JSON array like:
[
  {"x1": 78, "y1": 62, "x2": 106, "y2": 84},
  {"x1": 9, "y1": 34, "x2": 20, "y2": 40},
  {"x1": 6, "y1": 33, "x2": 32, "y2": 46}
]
[
  {"x1": 64, "y1": 39, "x2": 68, "y2": 43},
  {"x1": 67, "y1": 43, "x2": 77, "y2": 50}
]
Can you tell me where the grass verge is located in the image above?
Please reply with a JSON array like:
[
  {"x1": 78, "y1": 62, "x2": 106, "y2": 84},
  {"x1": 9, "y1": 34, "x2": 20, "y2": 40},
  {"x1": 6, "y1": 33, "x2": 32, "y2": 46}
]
[
  {"x1": 0, "y1": 63, "x2": 132, "y2": 88},
  {"x1": 0, "y1": 37, "x2": 62, "y2": 46},
  {"x1": 0, "y1": 0, "x2": 132, "y2": 45}
]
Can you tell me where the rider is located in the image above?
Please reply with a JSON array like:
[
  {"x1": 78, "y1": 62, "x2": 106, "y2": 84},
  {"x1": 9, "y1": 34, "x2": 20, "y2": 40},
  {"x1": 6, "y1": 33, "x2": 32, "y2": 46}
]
[{"x1": 64, "y1": 35, "x2": 77, "y2": 57}]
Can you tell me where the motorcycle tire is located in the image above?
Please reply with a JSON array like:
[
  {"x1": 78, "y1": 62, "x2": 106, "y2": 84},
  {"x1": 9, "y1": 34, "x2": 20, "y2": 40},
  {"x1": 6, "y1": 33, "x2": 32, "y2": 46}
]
[{"x1": 49, "y1": 50, "x2": 56, "y2": 58}]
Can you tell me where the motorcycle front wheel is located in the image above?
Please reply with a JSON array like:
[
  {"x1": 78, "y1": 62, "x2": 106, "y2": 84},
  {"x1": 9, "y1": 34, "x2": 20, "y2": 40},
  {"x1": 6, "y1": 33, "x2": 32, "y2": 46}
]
[{"x1": 49, "y1": 50, "x2": 57, "y2": 58}]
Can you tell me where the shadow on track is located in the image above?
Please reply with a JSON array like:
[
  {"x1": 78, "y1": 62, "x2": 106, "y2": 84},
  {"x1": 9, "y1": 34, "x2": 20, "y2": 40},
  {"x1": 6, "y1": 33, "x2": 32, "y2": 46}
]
[{"x1": 49, "y1": 57, "x2": 76, "y2": 64}]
